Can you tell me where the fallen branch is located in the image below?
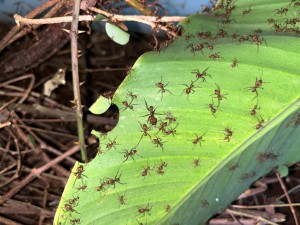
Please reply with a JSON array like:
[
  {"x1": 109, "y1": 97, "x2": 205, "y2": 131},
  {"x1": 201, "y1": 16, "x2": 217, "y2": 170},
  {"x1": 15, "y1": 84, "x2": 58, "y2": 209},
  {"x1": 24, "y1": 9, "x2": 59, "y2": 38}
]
[
  {"x1": 13, "y1": 8, "x2": 185, "y2": 37},
  {"x1": 13, "y1": 14, "x2": 185, "y2": 25}
]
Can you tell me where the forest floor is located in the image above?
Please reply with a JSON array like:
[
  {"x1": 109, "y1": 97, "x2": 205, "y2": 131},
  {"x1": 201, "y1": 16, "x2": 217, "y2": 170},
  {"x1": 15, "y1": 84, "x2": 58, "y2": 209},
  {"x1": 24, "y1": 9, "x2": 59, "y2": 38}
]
[{"x1": 0, "y1": 5, "x2": 300, "y2": 225}]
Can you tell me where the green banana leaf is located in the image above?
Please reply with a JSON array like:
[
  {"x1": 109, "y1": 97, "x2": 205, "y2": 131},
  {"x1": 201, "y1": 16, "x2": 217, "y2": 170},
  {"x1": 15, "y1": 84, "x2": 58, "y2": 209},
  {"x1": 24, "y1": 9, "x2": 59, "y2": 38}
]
[{"x1": 54, "y1": 0, "x2": 300, "y2": 224}]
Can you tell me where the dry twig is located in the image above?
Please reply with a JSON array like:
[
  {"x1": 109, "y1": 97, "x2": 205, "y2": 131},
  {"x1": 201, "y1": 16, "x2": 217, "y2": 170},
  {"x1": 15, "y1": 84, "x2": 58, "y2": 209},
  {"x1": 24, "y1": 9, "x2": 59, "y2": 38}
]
[
  {"x1": 0, "y1": 144, "x2": 80, "y2": 205},
  {"x1": 275, "y1": 172, "x2": 299, "y2": 225}
]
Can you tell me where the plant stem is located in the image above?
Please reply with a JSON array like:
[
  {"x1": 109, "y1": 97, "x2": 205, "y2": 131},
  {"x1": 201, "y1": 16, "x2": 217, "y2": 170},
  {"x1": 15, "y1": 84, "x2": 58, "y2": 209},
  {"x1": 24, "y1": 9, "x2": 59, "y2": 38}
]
[{"x1": 70, "y1": 0, "x2": 87, "y2": 162}]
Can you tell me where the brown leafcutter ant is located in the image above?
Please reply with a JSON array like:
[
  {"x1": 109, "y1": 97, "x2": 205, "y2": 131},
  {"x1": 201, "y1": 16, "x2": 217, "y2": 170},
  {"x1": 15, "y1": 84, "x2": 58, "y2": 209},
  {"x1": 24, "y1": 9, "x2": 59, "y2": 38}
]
[
  {"x1": 105, "y1": 169, "x2": 125, "y2": 188},
  {"x1": 122, "y1": 100, "x2": 136, "y2": 111},
  {"x1": 192, "y1": 67, "x2": 212, "y2": 82},
  {"x1": 200, "y1": 199, "x2": 209, "y2": 207},
  {"x1": 70, "y1": 218, "x2": 81, "y2": 224},
  {"x1": 75, "y1": 183, "x2": 87, "y2": 192},
  {"x1": 137, "y1": 202, "x2": 152, "y2": 217},
  {"x1": 106, "y1": 137, "x2": 119, "y2": 150},
  {"x1": 244, "y1": 75, "x2": 269, "y2": 100},
  {"x1": 155, "y1": 76, "x2": 172, "y2": 101},
  {"x1": 206, "y1": 99, "x2": 220, "y2": 117},
  {"x1": 249, "y1": 104, "x2": 260, "y2": 117},
  {"x1": 255, "y1": 116, "x2": 269, "y2": 130},
  {"x1": 142, "y1": 100, "x2": 161, "y2": 126},
  {"x1": 140, "y1": 161, "x2": 154, "y2": 180},
  {"x1": 228, "y1": 162, "x2": 239, "y2": 171},
  {"x1": 117, "y1": 192, "x2": 126, "y2": 206},
  {"x1": 190, "y1": 132, "x2": 206, "y2": 149},
  {"x1": 152, "y1": 135, "x2": 165, "y2": 150},
  {"x1": 73, "y1": 165, "x2": 87, "y2": 187},
  {"x1": 127, "y1": 91, "x2": 137, "y2": 102},
  {"x1": 164, "y1": 124, "x2": 178, "y2": 136},
  {"x1": 209, "y1": 52, "x2": 223, "y2": 60},
  {"x1": 211, "y1": 83, "x2": 228, "y2": 106},
  {"x1": 231, "y1": 58, "x2": 239, "y2": 68},
  {"x1": 193, "y1": 158, "x2": 201, "y2": 167},
  {"x1": 223, "y1": 127, "x2": 233, "y2": 142},
  {"x1": 122, "y1": 148, "x2": 142, "y2": 163},
  {"x1": 273, "y1": 7, "x2": 288, "y2": 16},
  {"x1": 242, "y1": 7, "x2": 252, "y2": 16},
  {"x1": 181, "y1": 80, "x2": 199, "y2": 100}
]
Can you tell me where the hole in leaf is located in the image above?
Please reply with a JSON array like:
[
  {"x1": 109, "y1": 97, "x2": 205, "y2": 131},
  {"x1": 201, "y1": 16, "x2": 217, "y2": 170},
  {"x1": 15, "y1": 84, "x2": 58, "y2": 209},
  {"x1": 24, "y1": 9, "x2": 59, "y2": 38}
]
[{"x1": 88, "y1": 100, "x2": 119, "y2": 160}]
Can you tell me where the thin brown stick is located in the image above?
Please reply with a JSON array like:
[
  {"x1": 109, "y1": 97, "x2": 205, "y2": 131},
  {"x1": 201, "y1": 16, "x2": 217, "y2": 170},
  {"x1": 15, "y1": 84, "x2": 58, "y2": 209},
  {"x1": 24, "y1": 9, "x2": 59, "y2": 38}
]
[
  {"x1": 275, "y1": 172, "x2": 299, "y2": 225},
  {"x1": 11, "y1": 123, "x2": 34, "y2": 150},
  {"x1": 20, "y1": 118, "x2": 75, "y2": 122},
  {"x1": 6, "y1": 129, "x2": 22, "y2": 179},
  {"x1": 0, "y1": 144, "x2": 80, "y2": 205},
  {"x1": 39, "y1": 184, "x2": 53, "y2": 225},
  {"x1": 14, "y1": 9, "x2": 185, "y2": 38},
  {"x1": 0, "y1": 197, "x2": 54, "y2": 217},
  {"x1": 225, "y1": 209, "x2": 279, "y2": 225},
  {"x1": 13, "y1": 14, "x2": 95, "y2": 25},
  {"x1": 232, "y1": 202, "x2": 300, "y2": 209},
  {"x1": 9, "y1": 122, "x2": 72, "y2": 179},
  {"x1": 277, "y1": 183, "x2": 300, "y2": 200},
  {"x1": 21, "y1": 166, "x2": 68, "y2": 185},
  {"x1": 0, "y1": 215, "x2": 23, "y2": 225},
  {"x1": 40, "y1": 144, "x2": 76, "y2": 165},
  {"x1": 14, "y1": 13, "x2": 185, "y2": 24},
  {"x1": 0, "y1": 73, "x2": 36, "y2": 106},
  {"x1": 0, "y1": 101, "x2": 117, "y2": 125},
  {"x1": 0, "y1": 83, "x2": 71, "y2": 110},
  {"x1": 70, "y1": 0, "x2": 87, "y2": 162},
  {"x1": 89, "y1": 7, "x2": 185, "y2": 22},
  {"x1": 0, "y1": 74, "x2": 34, "y2": 89},
  {"x1": 0, "y1": 97, "x2": 18, "y2": 111},
  {"x1": 0, "y1": 122, "x2": 11, "y2": 129},
  {"x1": 0, "y1": 174, "x2": 19, "y2": 190},
  {"x1": 0, "y1": 162, "x2": 17, "y2": 175},
  {"x1": 11, "y1": 113, "x2": 72, "y2": 176},
  {"x1": 15, "y1": 124, "x2": 77, "y2": 138},
  {"x1": 40, "y1": 149, "x2": 70, "y2": 177},
  {"x1": 17, "y1": 74, "x2": 35, "y2": 105}
]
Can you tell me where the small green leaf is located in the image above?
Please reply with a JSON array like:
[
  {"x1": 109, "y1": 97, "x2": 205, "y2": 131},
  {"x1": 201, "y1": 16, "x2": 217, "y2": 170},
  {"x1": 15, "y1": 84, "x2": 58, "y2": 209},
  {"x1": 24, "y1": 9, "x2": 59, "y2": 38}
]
[
  {"x1": 277, "y1": 165, "x2": 289, "y2": 177},
  {"x1": 89, "y1": 95, "x2": 111, "y2": 114},
  {"x1": 105, "y1": 22, "x2": 130, "y2": 45}
]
